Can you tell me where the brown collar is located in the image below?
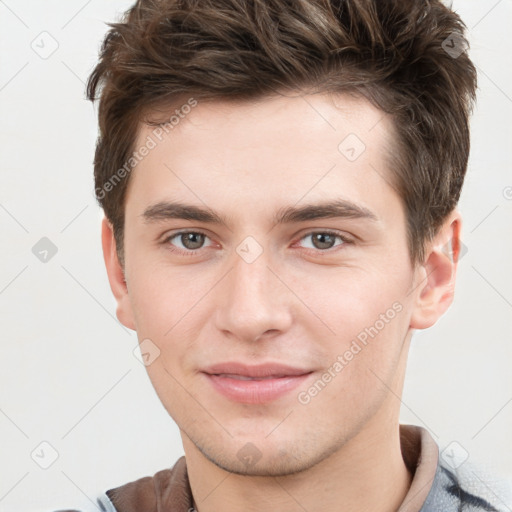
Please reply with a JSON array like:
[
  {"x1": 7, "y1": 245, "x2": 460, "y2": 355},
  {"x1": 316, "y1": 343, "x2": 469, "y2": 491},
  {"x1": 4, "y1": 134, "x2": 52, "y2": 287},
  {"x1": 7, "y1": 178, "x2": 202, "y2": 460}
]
[
  {"x1": 398, "y1": 424, "x2": 439, "y2": 511},
  {"x1": 106, "y1": 457, "x2": 192, "y2": 511}
]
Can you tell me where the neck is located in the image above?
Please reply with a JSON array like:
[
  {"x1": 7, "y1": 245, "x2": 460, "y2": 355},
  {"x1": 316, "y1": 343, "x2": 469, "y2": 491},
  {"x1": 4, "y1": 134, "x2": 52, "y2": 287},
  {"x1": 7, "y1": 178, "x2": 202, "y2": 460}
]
[{"x1": 183, "y1": 416, "x2": 412, "y2": 512}]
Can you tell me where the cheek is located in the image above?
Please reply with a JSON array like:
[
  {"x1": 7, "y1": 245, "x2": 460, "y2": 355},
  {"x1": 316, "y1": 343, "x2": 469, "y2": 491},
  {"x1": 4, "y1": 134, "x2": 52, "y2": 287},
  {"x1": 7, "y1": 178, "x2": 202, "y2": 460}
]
[
  {"x1": 126, "y1": 256, "x2": 203, "y2": 332},
  {"x1": 312, "y1": 265, "x2": 412, "y2": 377},
  {"x1": 296, "y1": 295, "x2": 409, "y2": 422},
  {"x1": 126, "y1": 262, "x2": 214, "y2": 375},
  {"x1": 128, "y1": 273, "x2": 169, "y2": 334},
  {"x1": 308, "y1": 263, "x2": 409, "y2": 331}
]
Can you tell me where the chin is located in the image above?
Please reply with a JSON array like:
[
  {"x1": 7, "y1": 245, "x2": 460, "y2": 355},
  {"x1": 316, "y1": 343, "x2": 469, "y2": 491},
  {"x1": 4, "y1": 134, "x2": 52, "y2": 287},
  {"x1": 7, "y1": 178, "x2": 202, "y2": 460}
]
[{"x1": 196, "y1": 434, "x2": 339, "y2": 477}]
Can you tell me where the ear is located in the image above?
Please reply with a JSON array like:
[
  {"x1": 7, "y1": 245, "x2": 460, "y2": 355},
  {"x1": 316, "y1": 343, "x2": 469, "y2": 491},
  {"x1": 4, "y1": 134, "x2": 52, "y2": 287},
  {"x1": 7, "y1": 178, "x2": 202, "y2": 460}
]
[
  {"x1": 101, "y1": 217, "x2": 136, "y2": 331},
  {"x1": 409, "y1": 210, "x2": 463, "y2": 330}
]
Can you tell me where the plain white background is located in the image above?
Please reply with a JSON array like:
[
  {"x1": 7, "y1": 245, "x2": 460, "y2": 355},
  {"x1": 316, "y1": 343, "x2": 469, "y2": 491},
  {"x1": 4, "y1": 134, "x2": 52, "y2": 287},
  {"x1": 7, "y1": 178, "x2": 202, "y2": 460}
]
[{"x1": 1, "y1": 1, "x2": 511, "y2": 510}]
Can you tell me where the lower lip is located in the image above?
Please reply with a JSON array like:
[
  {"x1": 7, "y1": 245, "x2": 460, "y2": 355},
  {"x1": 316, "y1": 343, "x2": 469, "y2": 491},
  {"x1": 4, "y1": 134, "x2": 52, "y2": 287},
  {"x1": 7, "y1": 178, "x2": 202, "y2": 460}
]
[{"x1": 203, "y1": 372, "x2": 313, "y2": 404}]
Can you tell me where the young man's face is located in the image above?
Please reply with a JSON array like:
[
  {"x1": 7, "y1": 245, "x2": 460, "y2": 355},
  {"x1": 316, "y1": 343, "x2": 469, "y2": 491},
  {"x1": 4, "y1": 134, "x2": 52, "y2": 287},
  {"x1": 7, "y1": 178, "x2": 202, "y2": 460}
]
[{"x1": 103, "y1": 92, "x2": 455, "y2": 476}]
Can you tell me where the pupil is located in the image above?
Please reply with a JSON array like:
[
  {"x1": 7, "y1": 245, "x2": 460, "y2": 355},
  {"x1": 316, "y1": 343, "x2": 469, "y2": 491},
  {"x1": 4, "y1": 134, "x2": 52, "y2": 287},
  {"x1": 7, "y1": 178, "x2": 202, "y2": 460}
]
[
  {"x1": 183, "y1": 233, "x2": 203, "y2": 249},
  {"x1": 314, "y1": 233, "x2": 334, "y2": 249}
]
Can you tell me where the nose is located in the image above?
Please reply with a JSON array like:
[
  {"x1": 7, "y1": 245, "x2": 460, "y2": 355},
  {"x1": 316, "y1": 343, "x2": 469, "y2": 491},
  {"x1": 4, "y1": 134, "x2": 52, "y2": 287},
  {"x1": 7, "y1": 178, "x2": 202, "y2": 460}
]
[{"x1": 214, "y1": 244, "x2": 293, "y2": 343}]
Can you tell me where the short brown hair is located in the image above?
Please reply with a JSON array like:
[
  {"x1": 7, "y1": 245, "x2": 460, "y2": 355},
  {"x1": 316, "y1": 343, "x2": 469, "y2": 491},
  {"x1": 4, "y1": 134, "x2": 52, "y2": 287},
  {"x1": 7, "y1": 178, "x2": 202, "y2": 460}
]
[{"x1": 87, "y1": 0, "x2": 477, "y2": 268}]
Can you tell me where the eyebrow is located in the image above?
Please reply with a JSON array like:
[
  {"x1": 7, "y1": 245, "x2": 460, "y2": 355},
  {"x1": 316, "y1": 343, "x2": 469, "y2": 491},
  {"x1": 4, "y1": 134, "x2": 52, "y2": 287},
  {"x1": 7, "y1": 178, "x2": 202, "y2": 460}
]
[{"x1": 141, "y1": 199, "x2": 378, "y2": 227}]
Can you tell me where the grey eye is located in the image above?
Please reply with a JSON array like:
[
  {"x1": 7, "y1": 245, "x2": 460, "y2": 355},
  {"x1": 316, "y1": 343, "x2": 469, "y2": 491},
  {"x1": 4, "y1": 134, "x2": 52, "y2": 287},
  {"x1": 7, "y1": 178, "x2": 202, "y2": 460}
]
[
  {"x1": 167, "y1": 232, "x2": 210, "y2": 251},
  {"x1": 300, "y1": 232, "x2": 344, "y2": 251}
]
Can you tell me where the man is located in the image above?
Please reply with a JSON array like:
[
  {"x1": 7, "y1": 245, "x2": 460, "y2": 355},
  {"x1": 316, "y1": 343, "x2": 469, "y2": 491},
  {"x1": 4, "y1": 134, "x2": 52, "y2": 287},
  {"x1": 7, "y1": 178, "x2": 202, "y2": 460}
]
[{"x1": 63, "y1": 0, "x2": 509, "y2": 510}]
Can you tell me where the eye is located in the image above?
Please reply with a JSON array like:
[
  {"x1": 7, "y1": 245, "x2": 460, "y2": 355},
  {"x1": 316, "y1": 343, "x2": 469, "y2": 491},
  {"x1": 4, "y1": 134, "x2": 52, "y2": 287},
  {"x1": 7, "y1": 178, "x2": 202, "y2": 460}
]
[
  {"x1": 162, "y1": 229, "x2": 351, "y2": 256},
  {"x1": 297, "y1": 231, "x2": 349, "y2": 251},
  {"x1": 163, "y1": 231, "x2": 213, "y2": 253}
]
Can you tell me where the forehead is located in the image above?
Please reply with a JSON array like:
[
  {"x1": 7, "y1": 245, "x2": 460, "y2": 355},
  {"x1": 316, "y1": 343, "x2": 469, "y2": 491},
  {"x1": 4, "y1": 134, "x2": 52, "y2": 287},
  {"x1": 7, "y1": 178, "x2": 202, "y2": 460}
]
[
  {"x1": 139, "y1": 91, "x2": 390, "y2": 152},
  {"x1": 125, "y1": 92, "x2": 399, "y2": 226}
]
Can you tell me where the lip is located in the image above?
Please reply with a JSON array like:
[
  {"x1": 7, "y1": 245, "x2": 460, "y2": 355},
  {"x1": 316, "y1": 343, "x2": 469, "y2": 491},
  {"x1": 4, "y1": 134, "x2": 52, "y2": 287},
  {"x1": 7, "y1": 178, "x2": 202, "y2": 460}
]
[
  {"x1": 202, "y1": 362, "x2": 314, "y2": 404},
  {"x1": 202, "y1": 361, "x2": 312, "y2": 378}
]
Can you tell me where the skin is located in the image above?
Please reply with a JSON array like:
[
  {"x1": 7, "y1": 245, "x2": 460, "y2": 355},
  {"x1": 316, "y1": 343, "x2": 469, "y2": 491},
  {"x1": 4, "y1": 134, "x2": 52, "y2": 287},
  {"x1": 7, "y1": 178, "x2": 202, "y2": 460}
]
[{"x1": 102, "y1": 91, "x2": 462, "y2": 512}]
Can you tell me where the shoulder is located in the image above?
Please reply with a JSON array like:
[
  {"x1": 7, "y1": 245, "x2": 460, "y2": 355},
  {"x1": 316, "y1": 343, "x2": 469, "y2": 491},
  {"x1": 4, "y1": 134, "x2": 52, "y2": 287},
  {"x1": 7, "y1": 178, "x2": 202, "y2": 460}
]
[
  {"x1": 53, "y1": 457, "x2": 189, "y2": 512},
  {"x1": 422, "y1": 456, "x2": 512, "y2": 512},
  {"x1": 97, "y1": 456, "x2": 190, "y2": 512}
]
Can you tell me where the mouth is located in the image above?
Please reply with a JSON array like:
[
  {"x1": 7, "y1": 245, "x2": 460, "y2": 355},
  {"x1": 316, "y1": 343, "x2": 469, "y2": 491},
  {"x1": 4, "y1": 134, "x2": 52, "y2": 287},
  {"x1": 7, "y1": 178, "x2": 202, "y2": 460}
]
[
  {"x1": 212, "y1": 373, "x2": 294, "y2": 380},
  {"x1": 201, "y1": 362, "x2": 314, "y2": 403}
]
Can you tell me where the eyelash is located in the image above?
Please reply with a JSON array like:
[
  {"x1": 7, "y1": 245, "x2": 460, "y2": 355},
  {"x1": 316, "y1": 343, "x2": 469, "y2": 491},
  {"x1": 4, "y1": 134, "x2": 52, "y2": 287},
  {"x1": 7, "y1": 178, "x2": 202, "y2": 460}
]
[{"x1": 161, "y1": 230, "x2": 352, "y2": 257}]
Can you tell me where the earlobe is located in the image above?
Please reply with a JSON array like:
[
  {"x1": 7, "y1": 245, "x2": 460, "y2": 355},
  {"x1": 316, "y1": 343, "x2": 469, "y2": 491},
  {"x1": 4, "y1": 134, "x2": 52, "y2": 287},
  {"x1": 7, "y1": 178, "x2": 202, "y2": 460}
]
[
  {"x1": 409, "y1": 211, "x2": 462, "y2": 330},
  {"x1": 101, "y1": 217, "x2": 136, "y2": 331}
]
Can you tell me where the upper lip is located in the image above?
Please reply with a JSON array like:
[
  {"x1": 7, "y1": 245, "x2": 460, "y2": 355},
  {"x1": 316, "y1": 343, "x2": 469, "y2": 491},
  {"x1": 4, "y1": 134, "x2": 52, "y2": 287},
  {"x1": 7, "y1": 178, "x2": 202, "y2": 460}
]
[{"x1": 202, "y1": 362, "x2": 313, "y2": 378}]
